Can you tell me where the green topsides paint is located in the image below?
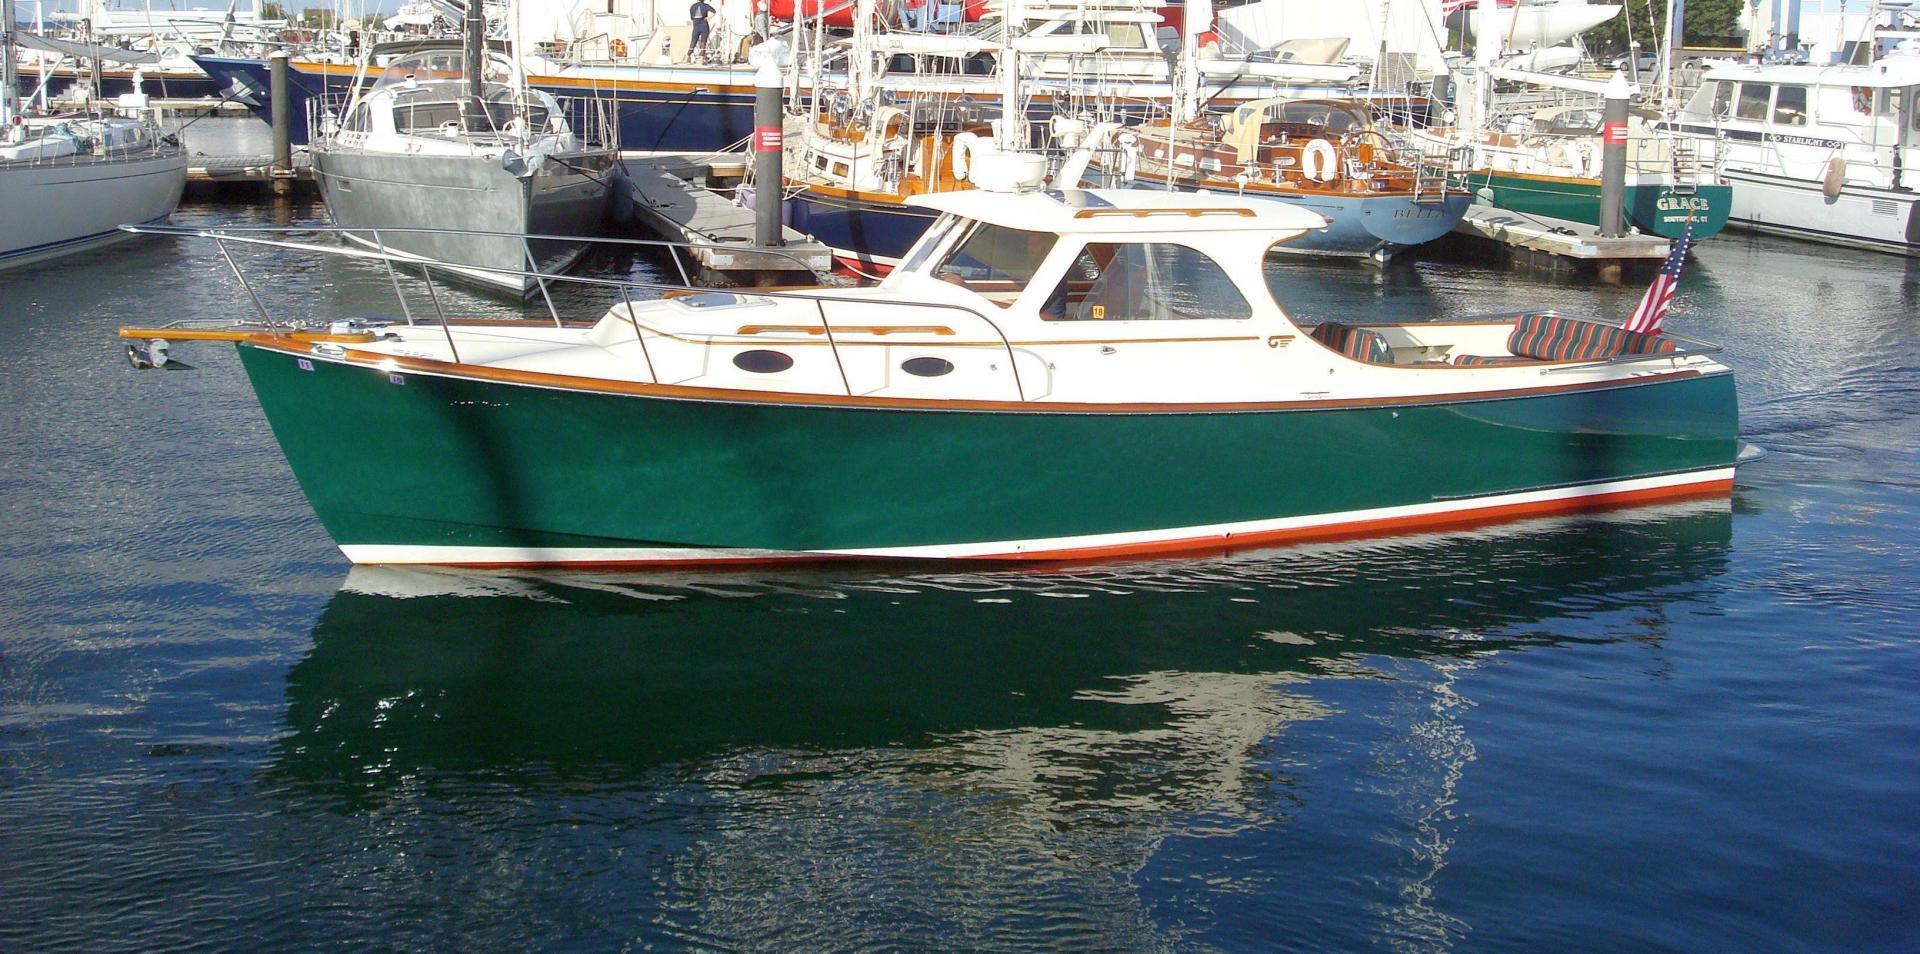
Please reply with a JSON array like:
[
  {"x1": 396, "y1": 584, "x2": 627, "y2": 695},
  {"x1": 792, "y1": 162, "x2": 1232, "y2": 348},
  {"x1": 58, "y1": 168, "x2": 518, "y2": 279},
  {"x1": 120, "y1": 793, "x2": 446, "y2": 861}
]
[
  {"x1": 1467, "y1": 170, "x2": 1734, "y2": 239},
  {"x1": 237, "y1": 343, "x2": 1741, "y2": 556}
]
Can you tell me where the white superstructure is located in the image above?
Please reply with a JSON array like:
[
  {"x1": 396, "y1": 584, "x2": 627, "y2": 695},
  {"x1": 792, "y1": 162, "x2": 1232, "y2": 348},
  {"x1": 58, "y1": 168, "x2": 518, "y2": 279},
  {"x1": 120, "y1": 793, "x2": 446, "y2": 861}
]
[{"x1": 1661, "y1": 45, "x2": 1920, "y2": 253}]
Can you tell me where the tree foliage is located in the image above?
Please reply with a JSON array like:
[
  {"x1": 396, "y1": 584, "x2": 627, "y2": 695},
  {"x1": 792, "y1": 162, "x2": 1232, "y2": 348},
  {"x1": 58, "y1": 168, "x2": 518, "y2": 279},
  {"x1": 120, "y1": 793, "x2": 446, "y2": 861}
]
[{"x1": 1582, "y1": 0, "x2": 1748, "y2": 56}]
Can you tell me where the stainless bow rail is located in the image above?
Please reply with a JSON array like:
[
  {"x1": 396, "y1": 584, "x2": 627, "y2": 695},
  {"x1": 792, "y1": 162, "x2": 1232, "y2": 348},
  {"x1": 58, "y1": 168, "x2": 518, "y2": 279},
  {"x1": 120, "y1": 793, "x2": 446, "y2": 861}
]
[{"x1": 121, "y1": 223, "x2": 1032, "y2": 401}]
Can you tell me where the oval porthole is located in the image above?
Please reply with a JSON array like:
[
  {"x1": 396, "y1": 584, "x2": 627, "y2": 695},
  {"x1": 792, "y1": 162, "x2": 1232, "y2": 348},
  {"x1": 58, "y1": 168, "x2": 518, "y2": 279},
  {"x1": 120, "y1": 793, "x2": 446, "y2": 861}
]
[
  {"x1": 901, "y1": 356, "x2": 954, "y2": 378},
  {"x1": 733, "y1": 349, "x2": 794, "y2": 373}
]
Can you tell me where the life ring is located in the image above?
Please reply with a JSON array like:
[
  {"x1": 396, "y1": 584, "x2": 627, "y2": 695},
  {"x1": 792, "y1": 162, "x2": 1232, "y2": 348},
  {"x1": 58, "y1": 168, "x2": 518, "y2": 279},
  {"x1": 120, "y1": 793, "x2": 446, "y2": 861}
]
[
  {"x1": 610, "y1": 37, "x2": 629, "y2": 59},
  {"x1": 1116, "y1": 131, "x2": 1139, "y2": 182},
  {"x1": 950, "y1": 131, "x2": 978, "y2": 181},
  {"x1": 1302, "y1": 138, "x2": 1338, "y2": 183}
]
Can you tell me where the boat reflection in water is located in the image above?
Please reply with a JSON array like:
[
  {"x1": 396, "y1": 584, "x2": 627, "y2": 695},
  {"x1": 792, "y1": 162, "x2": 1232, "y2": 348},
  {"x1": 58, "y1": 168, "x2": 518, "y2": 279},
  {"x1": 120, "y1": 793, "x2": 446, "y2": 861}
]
[
  {"x1": 262, "y1": 500, "x2": 1732, "y2": 945},
  {"x1": 276, "y1": 499, "x2": 1733, "y2": 779},
  {"x1": 273, "y1": 501, "x2": 1720, "y2": 769}
]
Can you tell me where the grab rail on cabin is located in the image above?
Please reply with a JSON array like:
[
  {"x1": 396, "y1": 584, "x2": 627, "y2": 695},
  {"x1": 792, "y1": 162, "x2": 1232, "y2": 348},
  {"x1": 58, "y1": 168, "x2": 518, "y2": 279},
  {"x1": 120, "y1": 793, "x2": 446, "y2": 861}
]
[
  {"x1": 119, "y1": 223, "x2": 1032, "y2": 402},
  {"x1": 1071, "y1": 207, "x2": 1259, "y2": 219}
]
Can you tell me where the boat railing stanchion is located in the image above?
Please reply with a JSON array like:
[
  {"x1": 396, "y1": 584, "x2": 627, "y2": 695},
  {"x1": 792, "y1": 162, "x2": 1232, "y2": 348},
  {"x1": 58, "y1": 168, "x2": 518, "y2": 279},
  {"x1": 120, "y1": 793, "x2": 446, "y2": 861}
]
[
  {"x1": 617, "y1": 285, "x2": 660, "y2": 384},
  {"x1": 524, "y1": 238, "x2": 561, "y2": 327},
  {"x1": 214, "y1": 235, "x2": 276, "y2": 326},
  {"x1": 372, "y1": 228, "x2": 416, "y2": 326},
  {"x1": 670, "y1": 244, "x2": 691, "y2": 287},
  {"x1": 812, "y1": 300, "x2": 854, "y2": 397},
  {"x1": 417, "y1": 264, "x2": 461, "y2": 365}
]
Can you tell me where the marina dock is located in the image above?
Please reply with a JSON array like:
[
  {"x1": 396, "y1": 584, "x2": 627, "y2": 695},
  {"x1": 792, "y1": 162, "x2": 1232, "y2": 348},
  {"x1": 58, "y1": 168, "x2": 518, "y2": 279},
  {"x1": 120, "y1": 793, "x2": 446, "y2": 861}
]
[
  {"x1": 153, "y1": 98, "x2": 256, "y2": 118},
  {"x1": 1450, "y1": 206, "x2": 1671, "y2": 278},
  {"x1": 185, "y1": 152, "x2": 313, "y2": 187},
  {"x1": 612, "y1": 155, "x2": 832, "y2": 282}
]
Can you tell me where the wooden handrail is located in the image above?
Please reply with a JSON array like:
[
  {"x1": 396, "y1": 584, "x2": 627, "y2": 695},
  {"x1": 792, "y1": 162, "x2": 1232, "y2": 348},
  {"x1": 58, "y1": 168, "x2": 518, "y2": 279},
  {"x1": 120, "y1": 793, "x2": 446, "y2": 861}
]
[
  {"x1": 1072, "y1": 207, "x2": 1259, "y2": 219},
  {"x1": 734, "y1": 324, "x2": 956, "y2": 337}
]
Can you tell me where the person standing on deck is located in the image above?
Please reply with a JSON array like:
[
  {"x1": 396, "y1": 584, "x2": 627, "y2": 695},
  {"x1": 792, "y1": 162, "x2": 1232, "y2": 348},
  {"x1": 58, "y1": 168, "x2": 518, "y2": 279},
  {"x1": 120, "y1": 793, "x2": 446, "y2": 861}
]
[{"x1": 688, "y1": 0, "x2": 717, "y2": 61}]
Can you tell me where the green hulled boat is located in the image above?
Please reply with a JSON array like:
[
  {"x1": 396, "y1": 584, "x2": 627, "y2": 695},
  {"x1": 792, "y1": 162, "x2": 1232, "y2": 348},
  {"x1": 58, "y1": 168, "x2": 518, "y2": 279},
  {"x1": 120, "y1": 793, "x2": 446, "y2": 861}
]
[
  {"x1": 125, "y1": 188, "x2": 1746, "y2": 567},
  {"x1": 1465, "y1": 168, "x2": 1734, "y2": 239},
  {"x1": 1416, "y1": 106, "x2": 1735, "y2": 239}
]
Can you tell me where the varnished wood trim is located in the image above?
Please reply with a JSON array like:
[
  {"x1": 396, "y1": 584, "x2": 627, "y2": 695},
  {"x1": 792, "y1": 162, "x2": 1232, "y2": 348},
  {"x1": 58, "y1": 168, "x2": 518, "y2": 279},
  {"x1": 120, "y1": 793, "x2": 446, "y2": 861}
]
[
  {"x1": 735, "y1": 324, "x2": 957, "y2": 336},
  {"x1": 1072, "y1": 207, "x2": 1258, "y2": 219}
]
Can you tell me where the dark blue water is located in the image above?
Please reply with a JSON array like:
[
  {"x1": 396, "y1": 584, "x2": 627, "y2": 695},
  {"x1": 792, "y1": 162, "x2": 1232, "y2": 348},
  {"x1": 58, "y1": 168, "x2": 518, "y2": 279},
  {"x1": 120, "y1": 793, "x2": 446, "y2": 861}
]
[{"x1": 2, "y1": 193, "x2": 1917, "y2": 951}]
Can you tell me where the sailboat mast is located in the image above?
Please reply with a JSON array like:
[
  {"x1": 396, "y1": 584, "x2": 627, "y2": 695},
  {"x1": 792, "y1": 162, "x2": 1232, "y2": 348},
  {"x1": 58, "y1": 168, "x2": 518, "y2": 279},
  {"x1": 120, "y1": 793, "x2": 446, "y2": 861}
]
[
  {"x1": 463, "y1": 0, "x2": 485, "y2": 129},
  {"x1": 1176, "y1": 0, "x2": 1211, "y2": 123},
  {"x1": 509, "y1": 0, "x2": 526, "y2": 105},
  {"x1": 998, "y1": 0, "x2": 1021, "y2": 150},
  {"x1": 2, "y1": 0, "x2": 18, "y2": 129}
]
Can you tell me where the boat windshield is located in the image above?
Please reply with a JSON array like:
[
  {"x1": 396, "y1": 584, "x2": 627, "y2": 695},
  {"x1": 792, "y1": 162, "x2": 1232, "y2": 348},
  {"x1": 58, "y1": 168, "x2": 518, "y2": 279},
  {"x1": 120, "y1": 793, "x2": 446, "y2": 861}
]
[
  {"x1": 1256, "y1": 100, "x2": 1366, "y2": 135},
  {"x1": 370, "y1": 51, "x2": 512, "y2": 94},
  {"x1": 931, "y1": 220, "x2": 1057, "y2": 306}
]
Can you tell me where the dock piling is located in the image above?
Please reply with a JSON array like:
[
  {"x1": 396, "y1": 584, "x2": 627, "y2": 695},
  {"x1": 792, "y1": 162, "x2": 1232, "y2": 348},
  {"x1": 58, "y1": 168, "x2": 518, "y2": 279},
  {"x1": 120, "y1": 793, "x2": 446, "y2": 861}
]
[
  {"x1": 1598, "y1": 72, "x2": 1630, "y2": 240},
  {"x1": 752, "y1": 41, "x2": 787, "y2": 250},
  {"x1": 269, "y1": 51, "x2": 292, "y2": 196}
]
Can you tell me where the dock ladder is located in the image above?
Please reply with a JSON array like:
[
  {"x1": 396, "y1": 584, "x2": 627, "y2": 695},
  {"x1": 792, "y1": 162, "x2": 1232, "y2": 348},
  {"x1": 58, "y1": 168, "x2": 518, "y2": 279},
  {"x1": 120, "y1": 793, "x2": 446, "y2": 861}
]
[
  {"x1": 1412, "y1": 146, "x2": 1470, "y2": 205},
  {"x1": 1669, "y1": 137, "x2": 1700, "y2": 194}
]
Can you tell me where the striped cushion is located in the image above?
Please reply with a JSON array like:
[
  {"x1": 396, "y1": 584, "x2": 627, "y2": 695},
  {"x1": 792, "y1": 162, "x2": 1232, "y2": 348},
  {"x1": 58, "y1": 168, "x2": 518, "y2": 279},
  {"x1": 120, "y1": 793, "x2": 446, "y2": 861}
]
[
  {"x1": 1506, "y1": 313, "x2": 1678, "y2": 362},
  {"x1": 1310, "y1": 322, "x2": 1393, "y2": 365},
  {"x1": 1450, "y1": 354, "x2": 1533, "y2": 366}
]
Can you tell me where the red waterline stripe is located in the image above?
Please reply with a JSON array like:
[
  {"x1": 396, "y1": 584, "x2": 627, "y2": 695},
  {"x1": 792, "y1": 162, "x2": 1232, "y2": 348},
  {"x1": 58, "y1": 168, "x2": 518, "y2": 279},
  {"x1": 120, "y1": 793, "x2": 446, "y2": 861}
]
[{"x1": 427, "y1": 476, "x2": 1735, "y2": 570}]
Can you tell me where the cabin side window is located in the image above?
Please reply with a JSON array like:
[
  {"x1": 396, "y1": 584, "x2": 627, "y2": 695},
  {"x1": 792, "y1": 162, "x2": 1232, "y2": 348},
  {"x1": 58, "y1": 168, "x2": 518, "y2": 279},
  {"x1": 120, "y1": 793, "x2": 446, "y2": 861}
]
[
  {"x1": 1773, "y1": 85, "x2": 1809, "y2": 126},
  {"x1": 394, "y1": 101, "x2": 465, "y2": 133},
  {"x1": 1105, "y1": 23, "x2": 1146, "y2": 49},
  {"x1": 933, "y1": 222, "x2": 1056, "y2": 307},
  {"x1": 1039, "y1": 243, "x2": 1250, "y2": 321},
  {"x1": 1711, "y1": 81, "x2": 1735, "y2": 118},
  {"x1": 1736, "y1": 82, "x2": 1771, "y2": 121},
  {"x1": 1681, "y1": 81, "x2": 1732, "y2": 119},
  {"x1": 897, "y1": 213, "x2": 962, "y2": 274},
  {"x1": 1889, "y1": 88, "x2": 1920, "y2": 131}
]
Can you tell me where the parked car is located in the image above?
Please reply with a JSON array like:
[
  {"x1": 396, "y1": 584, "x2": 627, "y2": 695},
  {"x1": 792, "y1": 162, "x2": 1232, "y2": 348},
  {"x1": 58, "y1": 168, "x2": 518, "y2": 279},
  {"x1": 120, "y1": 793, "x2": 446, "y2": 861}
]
[{"x1": 1607, "y1": 49, "x2": 1659, "y2": 72}]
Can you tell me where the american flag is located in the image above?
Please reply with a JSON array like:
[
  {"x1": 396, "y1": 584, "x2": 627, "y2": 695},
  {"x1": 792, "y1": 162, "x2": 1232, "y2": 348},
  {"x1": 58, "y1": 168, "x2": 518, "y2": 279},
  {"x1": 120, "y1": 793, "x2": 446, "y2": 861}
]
[{"x1": 1624, "y1": 220, "x2": 1694, "y2": 336}]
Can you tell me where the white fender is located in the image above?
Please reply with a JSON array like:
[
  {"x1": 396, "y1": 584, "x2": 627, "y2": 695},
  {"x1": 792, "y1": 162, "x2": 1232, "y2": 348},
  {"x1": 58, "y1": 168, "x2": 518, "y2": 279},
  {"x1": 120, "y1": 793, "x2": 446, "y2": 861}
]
[
  {"x1": 1302, "y1": 138, "x2": 1338, "y2": 183},
  {"x1": 950, "y1": 131, "x2": 978, "y2": 181},
  {"x1": 1117, "y1": 131, "x2": 1140, "y2": 182}
]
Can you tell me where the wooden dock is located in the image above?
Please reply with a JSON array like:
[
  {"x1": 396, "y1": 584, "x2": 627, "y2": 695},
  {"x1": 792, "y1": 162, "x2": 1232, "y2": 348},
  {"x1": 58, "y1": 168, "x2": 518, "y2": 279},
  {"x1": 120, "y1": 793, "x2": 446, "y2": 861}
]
[
  {"x1": 1451, "y1": 206, "x2": 1670, "y2": 276},
  {"x1": 612, "y1": 156, "x2": 832, "y2": 281},
  {"x1": 153, "y1": 99, "x2": 255, "y2": 118},
  {"x1": 184, "y1": 153, "x2": 313, "y2": 194}
]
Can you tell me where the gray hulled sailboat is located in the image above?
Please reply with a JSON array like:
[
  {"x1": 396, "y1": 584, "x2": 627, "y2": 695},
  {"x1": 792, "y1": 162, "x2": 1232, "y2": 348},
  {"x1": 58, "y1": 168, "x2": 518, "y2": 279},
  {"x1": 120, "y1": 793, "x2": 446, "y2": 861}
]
[
  {"x1": 1, "y1": 0, "x2": 187, "y2": 270},
  {"x1": 309, "y1": 6, "x2": 614, "y2": 298}
]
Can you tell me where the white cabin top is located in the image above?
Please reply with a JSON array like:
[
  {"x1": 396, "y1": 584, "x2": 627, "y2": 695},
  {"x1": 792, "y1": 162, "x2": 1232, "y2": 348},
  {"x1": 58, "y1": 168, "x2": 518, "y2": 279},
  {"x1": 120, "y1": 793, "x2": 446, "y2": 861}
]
[
  {"x1": 907, "y1": 188, "x2": 1328, "y2": 238},
  {"x1": 1701, "y1": 49, "x2": 1920, "y2": 89}
]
